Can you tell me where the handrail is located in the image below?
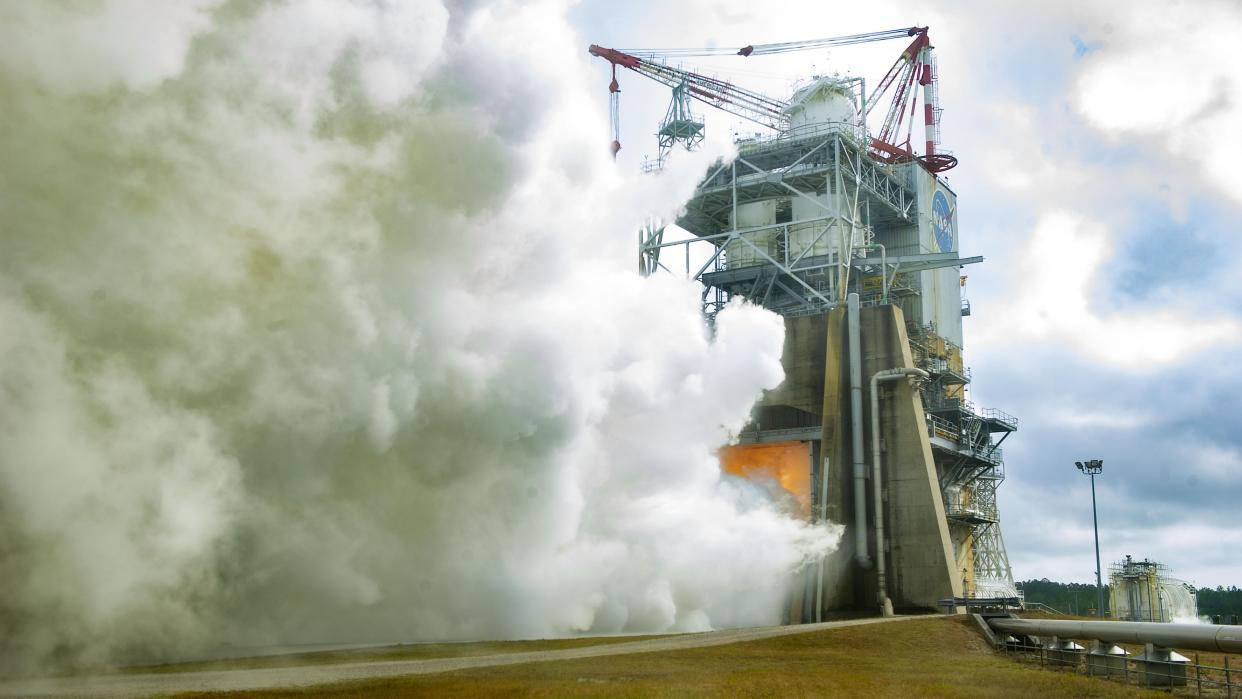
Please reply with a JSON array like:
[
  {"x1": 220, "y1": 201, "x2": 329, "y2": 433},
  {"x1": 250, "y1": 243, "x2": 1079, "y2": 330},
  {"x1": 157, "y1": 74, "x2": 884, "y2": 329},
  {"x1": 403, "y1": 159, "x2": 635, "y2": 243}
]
[{"x1": 1022, "y1": 602, "x2": 1068, "y2": 616}]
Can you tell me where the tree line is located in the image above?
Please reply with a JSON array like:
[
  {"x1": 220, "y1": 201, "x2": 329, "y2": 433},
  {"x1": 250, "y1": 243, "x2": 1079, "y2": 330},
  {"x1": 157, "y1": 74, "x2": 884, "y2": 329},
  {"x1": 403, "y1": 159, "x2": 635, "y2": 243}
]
[
  {"x1": 1016, "y1": 579, "x2": 1242, "y2": 619},
  {"x1": 1198, "y1": 586, "x2": 1242, "y2": 620}
]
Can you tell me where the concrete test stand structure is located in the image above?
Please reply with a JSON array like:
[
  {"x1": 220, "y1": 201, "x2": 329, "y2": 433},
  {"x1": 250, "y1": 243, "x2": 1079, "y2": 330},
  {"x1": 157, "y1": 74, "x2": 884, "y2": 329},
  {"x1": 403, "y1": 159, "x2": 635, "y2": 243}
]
[{"x1": 642, "y1": 77, "x2": 1019, "y2": 618}]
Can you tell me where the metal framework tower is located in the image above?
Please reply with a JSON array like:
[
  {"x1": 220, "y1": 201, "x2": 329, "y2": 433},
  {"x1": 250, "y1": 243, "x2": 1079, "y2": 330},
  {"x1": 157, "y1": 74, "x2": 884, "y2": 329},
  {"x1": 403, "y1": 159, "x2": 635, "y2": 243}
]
[
  {"x1": 970, "y1": 479, "x2": 1017, "y2": 595},
  {"x1": 641, "y1": 80, "x2": 929, "y2": 316},
  {"x1": 655, "y1": 81, "x2": 704, "y2": 167}
]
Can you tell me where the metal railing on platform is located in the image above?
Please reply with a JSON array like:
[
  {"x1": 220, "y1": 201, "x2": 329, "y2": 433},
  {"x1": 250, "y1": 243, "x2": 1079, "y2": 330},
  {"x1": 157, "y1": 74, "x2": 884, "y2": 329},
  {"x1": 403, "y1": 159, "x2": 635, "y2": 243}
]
[
  {"x1": 998, "y1": 636, "x2": 1240, "y2": 695},
  {"x1": 979, "y1": 406, "x2": 1019, "y2": 429},
  {"x1": 1022, "y1": 602, "x2": 1068, "y2": 616}
]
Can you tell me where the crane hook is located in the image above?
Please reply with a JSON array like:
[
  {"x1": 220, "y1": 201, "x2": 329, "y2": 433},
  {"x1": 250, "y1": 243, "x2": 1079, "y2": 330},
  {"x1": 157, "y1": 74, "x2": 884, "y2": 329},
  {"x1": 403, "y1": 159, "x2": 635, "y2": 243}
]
[{"x1": 608, "y1": 64, "x2": 622, "y2": 158}]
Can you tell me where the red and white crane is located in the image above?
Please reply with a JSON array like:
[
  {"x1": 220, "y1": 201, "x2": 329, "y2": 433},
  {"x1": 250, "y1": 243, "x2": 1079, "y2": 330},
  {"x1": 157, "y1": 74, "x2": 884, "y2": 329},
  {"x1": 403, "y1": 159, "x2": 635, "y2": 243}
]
[{"x1": 588, "y1": 26, "x2": 956, "y2": 172}]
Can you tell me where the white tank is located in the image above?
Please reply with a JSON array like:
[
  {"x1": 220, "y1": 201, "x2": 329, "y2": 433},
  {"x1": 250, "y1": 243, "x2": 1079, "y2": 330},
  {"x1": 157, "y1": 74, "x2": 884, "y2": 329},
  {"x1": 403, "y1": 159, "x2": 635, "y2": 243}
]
[
  {"x1": 786, "y1": 78, "x2": 857, "y2": 130},
  {"x1": 788, "y1": 193, "x2": 834, "y2": 259},
  {"x1": 784, "y1": 189, "x2": 867, "y2": 261},
  {"x1": 725, "y1": 200, "x2": 778, "y2": 268}
]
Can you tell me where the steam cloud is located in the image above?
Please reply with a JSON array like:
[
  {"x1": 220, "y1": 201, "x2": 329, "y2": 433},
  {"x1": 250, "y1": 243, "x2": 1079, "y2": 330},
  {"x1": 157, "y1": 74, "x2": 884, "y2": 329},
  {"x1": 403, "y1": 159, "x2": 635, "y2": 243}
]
[{"x1": 0, "y1": 0, "x2": 839, "y2": 670}]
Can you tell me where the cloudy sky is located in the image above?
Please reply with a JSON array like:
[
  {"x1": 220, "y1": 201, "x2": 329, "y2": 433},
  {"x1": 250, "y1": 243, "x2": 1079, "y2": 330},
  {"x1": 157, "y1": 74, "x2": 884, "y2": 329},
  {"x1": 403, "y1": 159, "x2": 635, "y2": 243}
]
[
  {"x1": 571, "y1": 0, "x2": 1242, "y2": 588},
  {"x1": 2, "y1": 0, "x2": 1238, "y2": 670}
]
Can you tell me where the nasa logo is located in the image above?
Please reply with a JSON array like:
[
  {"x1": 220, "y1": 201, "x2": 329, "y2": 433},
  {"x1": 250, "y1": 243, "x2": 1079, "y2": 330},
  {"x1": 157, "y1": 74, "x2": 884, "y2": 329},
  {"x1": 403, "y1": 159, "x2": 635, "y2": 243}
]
[{"x1": 932, "y1": 190, "x2": 953, "y2": 252}]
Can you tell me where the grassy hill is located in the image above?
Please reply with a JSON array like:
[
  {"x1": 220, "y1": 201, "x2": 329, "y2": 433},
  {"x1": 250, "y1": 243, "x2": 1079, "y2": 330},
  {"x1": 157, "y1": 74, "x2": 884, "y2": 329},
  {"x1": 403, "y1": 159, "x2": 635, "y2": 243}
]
[{"x1": 174, "y1": 616, "x2": 1161, "y2": 698}]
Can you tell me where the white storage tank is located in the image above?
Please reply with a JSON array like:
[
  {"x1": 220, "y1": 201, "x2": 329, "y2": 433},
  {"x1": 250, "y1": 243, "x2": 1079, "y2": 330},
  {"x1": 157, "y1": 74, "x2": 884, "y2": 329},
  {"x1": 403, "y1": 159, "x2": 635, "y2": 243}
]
[
  {"x1": 726, "y1": 200, "x2": 778, "y2": 268},
  {"x1": 784, "y1": 183, "x2": 867, "y2": 263},
  {"x1": 785, "y1": 78, "x2": 858, "y2": 131},
  {"x1": 788, "y1": 194, "x2": 830, "y2": 261}
]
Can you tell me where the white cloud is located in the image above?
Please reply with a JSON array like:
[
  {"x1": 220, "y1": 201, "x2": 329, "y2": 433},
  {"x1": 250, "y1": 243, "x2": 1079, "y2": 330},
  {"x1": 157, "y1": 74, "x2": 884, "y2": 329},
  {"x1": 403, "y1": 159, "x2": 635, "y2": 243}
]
[
  {"x1": 1072, "y1": 1, "x2": 1242, "y2": 205},
  {"x1": 1003, "y1": 484, "x2": 1242, "y2": 588},
  {"x1": 0, "y1": 0, "x2": 220, "y2": 94},
  {"x1": 973, "y1": 212, "x2": 1238, "y2": 367},
  {"x1": 1045, "y1": 408, "x2": 1153, "y2": 430},
  {"x1": 1188, "y1": 444, "x2": 1242, "y2": 485},
  {"x1": 241, "y1": 0, "x2": 449, "y2": 115}
]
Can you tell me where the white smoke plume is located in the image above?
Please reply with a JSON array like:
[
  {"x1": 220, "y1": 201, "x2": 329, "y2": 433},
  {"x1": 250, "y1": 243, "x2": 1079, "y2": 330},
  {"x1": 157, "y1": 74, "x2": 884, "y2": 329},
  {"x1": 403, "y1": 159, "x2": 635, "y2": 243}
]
[{"x1": 0, "y1": 0, "x2": 839, "y2": 671}]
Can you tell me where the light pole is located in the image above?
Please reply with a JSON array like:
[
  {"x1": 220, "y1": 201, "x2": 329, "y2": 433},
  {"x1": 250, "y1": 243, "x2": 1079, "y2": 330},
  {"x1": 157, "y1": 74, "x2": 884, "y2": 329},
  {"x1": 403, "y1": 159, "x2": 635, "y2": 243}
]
[{"x1": 1076, "y1": 459, "x2": 1105, "y2": 618}]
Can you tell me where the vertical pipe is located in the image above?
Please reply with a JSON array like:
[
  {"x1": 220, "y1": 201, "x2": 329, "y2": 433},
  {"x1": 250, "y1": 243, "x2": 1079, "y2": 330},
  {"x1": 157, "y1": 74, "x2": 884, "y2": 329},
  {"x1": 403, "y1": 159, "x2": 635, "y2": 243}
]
[
  {"x1": 858, "y1": 77, "x2": 867, "y2": 141},
  {"x1": 730, "y1": 161, "x2": 738, "y2": 266},
  {"x1": 870, "y1": 372, "x2": 890, "y2": 616},
  {"x1": 870, "y1": 366, "x2": 929, "y2": 617},
  {"x1": 848, "y1": 294, "x2": 869, "y2": 570},
  {"x1": 728, "y1": 162, "x2": 737, "y2": 289},
  {"x1": 878, "y1": 242, "x2": 887, "y2": 304},
  {"x1": 1151, "y1": 571, "x2": 1158, "y2": 622},
  {"x1": 638, "y1": 227, "x2": 643, "y2": 274},
  {"x1": 731, "y1": 161, "x2": 737, "y2": 225},
  {"x1": 816, "y1": 456, "x2": 830, "y2": 622},
  {"x1": 834, "y1": 136, "x2": 846, "y2": 301}
]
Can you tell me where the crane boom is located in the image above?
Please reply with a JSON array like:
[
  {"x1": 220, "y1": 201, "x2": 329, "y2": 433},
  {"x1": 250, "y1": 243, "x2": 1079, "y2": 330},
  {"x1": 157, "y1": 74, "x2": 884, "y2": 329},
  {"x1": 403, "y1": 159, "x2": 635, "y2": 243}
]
[
  {"x1": 588, "y1": 45, "x2": 790, "y2": 131},
  {"x1": 589, "y1": 25, "x2": 956, "y2": 172},
  {"x1": 618, "y1": 26, "x2": 920, "y2": 58}
]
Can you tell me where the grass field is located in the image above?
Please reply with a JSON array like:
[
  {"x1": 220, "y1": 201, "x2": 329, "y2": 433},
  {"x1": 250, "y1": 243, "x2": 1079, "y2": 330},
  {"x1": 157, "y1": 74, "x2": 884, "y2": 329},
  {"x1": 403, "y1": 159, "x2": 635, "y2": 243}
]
[{"x1": 172, "y1": 616, "x2": 1167, "y2": 698}]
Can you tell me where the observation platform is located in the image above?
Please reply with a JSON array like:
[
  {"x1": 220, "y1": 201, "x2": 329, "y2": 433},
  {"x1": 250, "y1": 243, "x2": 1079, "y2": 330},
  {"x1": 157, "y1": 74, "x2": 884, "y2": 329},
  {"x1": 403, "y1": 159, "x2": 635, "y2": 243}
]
[{"x1": 945, "y1": 506, "x2": 997, "y2": 526}]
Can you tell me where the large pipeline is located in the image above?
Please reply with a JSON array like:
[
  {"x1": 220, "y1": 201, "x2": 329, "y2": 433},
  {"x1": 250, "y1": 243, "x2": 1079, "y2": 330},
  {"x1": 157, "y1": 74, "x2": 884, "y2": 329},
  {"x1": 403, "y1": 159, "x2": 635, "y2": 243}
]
[
  {"x1": 869, "y1": 366, "x2": 928, "y2": 617},
  {"x1": 847, "y1": 293, "x2": 870, "y2": 570},
  {"x1": 988, "y1": 617, "x2": 1242, "y2": 654}
]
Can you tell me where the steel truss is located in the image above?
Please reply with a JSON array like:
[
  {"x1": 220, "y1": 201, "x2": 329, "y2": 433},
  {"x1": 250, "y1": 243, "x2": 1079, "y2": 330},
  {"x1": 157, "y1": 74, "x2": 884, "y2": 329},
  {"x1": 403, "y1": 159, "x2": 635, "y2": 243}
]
[{"x1": 642, "y1": 125, "x2": 925, "y2": 320}]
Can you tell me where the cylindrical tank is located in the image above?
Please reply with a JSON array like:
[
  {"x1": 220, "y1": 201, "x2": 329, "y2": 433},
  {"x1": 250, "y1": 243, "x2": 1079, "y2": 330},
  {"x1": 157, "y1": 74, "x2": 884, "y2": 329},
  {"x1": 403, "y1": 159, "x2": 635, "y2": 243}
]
[
  {"x1": 1109, "y1": 557, "x2": 1196, "y2": 623},
  {"x1": 788, "y1": 195, "x2": 828, "y2": 260},
  {"x1": 725, "y1": 200, "x2": 778, "y2": 268},
  {"x1": 786, "y1": 78, "x2": 858, "y2": 130}
]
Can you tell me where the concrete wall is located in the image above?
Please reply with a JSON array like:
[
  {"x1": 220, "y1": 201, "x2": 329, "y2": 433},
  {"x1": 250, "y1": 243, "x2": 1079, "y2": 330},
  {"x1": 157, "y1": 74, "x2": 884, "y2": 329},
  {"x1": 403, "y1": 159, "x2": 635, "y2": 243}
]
[
  {"x1": 860, "y1": 304, "x2": 961, "y2": 610},
  {"x1": 757, "y1": 313, "x2": 828, "y2": 428},
  {"x1": 814, "y1": 304, "x2": 960, "y2": 614},
  {"x1": 818, "y1": 307, "x2": 857, "y2": 611},
  {"x1": 747, "y1": 305, "x2": 959, "y2": 615}
]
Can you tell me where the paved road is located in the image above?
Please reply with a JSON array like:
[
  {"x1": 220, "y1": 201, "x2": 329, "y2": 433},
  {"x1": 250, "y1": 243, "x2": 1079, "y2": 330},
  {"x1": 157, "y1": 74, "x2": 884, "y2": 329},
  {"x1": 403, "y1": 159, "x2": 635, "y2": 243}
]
[{"x1": 0, "y1": 616, "x2": 917, "y2": 698}]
